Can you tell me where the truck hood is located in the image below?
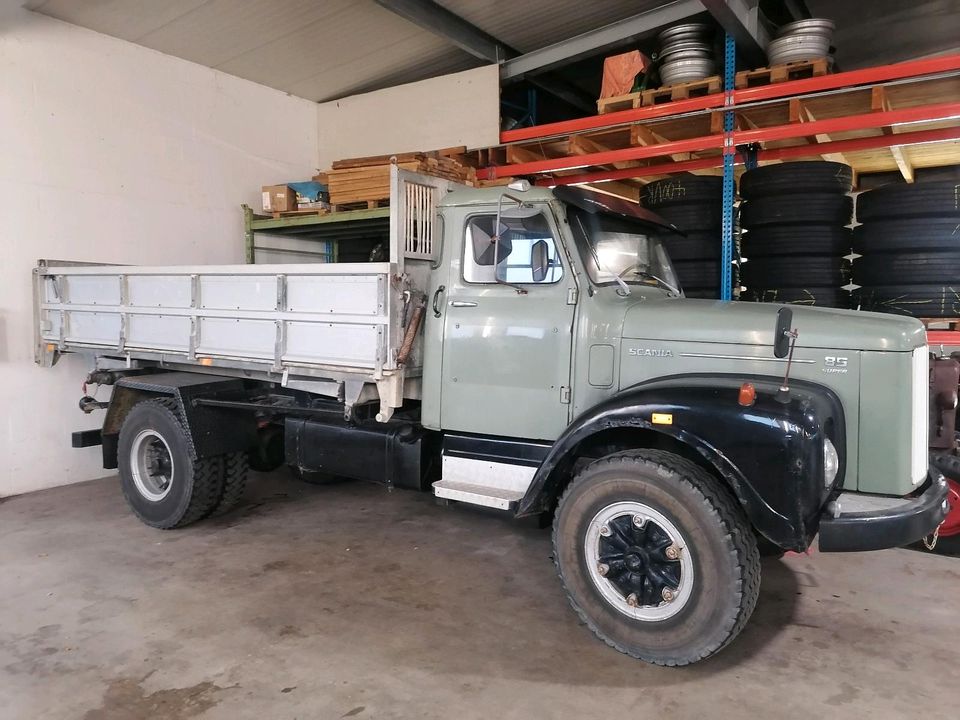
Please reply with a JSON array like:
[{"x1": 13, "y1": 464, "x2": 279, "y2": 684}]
[{"x1": 622, "y1": 298, "x2": 926, "y2": 352}]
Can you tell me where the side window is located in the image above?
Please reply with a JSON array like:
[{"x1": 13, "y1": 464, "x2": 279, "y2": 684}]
[{"x1": 464, "y1": 212, "x2": 564, "y2": 285}]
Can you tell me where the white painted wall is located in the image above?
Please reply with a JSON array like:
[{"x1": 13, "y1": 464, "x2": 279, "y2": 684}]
[
  {"x1": 316, "y1": 65, "x2": 500, "y2": 169},
  {"x1": 0, "y1": 6, "x2": 319, "y2": 496}
]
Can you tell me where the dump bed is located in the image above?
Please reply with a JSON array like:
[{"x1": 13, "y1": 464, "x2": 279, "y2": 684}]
[{"x1": 33, "y1": 168, "x2": 458, "y2": 421}]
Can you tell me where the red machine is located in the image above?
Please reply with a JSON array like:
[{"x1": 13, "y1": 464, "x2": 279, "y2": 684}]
[{"x1": 927, "y1": 344, "x2": 960, "y2": 554}]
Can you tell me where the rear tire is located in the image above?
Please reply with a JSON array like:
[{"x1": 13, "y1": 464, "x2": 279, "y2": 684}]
[
  {"x1": 118, "y1": 398, "x2": 222, "y2": 529},
  {"x1": 210, "y1": 452, "x2": 248, "y2": 516},
  {"x1": 552, "y1": 450, "x2": 760, "y2": 666}
]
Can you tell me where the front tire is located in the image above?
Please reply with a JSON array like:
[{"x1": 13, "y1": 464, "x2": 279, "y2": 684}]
[{"x1": 553, "y1": 450, "x2": 760, "y2": 666}]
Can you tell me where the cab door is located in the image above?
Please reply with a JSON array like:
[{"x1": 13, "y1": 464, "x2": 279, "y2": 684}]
[{"x1": 437, "y1": 204, "x2": 576, "y2": 441}]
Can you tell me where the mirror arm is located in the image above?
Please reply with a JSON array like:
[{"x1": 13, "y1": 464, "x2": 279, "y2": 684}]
[{"x1": 493, "y1": 192, "x2": 530, "y2": 295}]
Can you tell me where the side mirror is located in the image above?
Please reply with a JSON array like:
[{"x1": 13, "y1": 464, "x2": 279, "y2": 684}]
[
  {"x1": 774, "y1": 307, "x2": 793, "y2": 358},
  {"x1": 531, "y1": 239, "x2": 549, "y2": 282}
]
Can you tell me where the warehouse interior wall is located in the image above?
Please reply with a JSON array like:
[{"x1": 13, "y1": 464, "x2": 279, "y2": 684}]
[
  {"x1": 0, "y1": 6, "x2": 320, "y2": 496},
  {"x1": 315, "y1": 65, "x2": 500, "y2": 169}
]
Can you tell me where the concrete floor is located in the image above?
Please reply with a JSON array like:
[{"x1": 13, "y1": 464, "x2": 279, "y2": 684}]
[{"x1": 1, "y1": 472, "x2": 958, "y2": 720}]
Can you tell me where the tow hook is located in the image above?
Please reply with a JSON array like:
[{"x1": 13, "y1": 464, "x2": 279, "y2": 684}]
[{"x1": 79, "y1": 396, "x2": 109, "y2": 414}]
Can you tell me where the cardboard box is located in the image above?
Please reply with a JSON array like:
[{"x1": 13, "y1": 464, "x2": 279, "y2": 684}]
[{"x1": 261, "y1": 185, "x2": 297, "y2": 213}]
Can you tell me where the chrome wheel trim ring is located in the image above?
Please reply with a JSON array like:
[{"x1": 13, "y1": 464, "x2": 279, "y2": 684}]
[
  {"x1": 130, "y1": 429, "x2": 174, "y2": 502},
  {"x1": 584, "y1": 501, "x2": 694, "y2": 622}
]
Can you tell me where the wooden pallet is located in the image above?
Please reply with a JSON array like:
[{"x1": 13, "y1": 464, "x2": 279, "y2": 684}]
[
  {"x1": 735, "y1": 57, "x2": 830, "y2": 89},
  {"x1": 596, "y1": 90, "x2": 644, "y2": 114},
  {"x1": 597, "y1": 76, "x2": 723, "y2": 114},
  {"x1": 270, "y1": 208, "x2": 328, "y2": 219},
  {"x1": 641, "y1": 76, "x2": 722, "y2": 106},
  {"x1": 329, "y1": 199, "x2": 390, "y2": 212}
]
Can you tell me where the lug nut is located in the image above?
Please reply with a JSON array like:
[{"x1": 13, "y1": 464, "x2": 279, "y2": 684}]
[
  {"x1": 633, "y1": 514, "x2": 645, "y2": 527},
  {"x1": 662, "y1": 588, "x2": 676, "y2": 602},
  {"x1": 665, "y1": 544, "x2": 681, "y2": 560},
  {"x1": 599, "y1": 525, "x2": 611, "y2": 537},
  {"x1": 598, "y1": 563, "x2": 609, "y2": 577},
  {"x1": 626, "y1": 593, "x2": 639, "y2": 607}
]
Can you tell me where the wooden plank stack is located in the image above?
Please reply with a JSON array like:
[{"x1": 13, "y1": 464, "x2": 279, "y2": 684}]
[{"x1": 323, "y1": 148, "x2": 477, "y2": 207}]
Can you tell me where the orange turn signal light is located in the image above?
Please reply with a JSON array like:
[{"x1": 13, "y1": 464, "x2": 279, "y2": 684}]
[{"x1": 738, "y1": 382, "x2": 756, "y2": 407}]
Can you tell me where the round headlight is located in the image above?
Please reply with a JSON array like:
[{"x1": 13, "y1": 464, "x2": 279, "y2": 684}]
[{"x1": 823, "y1": 437, "x2": 840, "y2": 487}]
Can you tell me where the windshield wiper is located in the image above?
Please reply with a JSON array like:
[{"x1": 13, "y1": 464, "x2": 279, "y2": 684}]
[{"x1": 622, "y1": 268, "x2": 681, "y2": 297}]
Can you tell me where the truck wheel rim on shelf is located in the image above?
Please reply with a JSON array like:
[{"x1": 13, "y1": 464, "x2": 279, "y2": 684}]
[
  {"x1": 657, "y1": 22, "x2": 712, "y2": 44},
  {"x1": 584, "y1": 500, "x2": 694, "y2": 621},
  {"x1": 776, "y1": 18, "x2": 836, "y2": 37},
  {"x1": 660, "y1": 59, "x2": 717, "y2": 85},
  {"x1": 658, "y1": 40, "x2": 712, "y2": 57}
]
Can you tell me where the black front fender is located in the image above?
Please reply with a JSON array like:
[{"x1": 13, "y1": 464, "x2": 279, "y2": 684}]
[{"x1": 517, "y1": 375, "x2": 845, "y2": 551}]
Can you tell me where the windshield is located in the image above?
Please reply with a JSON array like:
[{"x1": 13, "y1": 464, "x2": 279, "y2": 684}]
[{"x1": 568, "y1": 207, "x2": 681, "y2": 293}]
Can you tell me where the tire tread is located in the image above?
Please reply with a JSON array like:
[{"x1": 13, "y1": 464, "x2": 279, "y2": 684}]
[
  {"x1": 210, "y1": 451, "x2": 248, "y2": 517},
  {"x1": 552, "y1": 449, "x2": 760, "y2": 666}
]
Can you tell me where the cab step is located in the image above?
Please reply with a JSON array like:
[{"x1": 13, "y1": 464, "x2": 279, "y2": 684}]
[
  {"x1": 431, "y1": 479, "x2": 524, "y2": 510},
  {"x1": 433, "y1": 434, "x2": 548, "y2": 511}
]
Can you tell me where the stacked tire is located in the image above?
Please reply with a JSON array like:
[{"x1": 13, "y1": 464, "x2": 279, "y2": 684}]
[
  {"x1": 852, "y1": 181, "x2": 960, "y2": 317},
  {"x1": 739, "y1": 161, "x2": 853, "y2": 307},
  {"x1": 641, "y1": 176, "x2": 729, "y2": 299}
]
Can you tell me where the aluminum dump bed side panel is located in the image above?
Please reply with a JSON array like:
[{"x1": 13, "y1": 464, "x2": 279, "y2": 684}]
[{"x1": 36, "y1": 262, "x2": 393, "y2": 373}]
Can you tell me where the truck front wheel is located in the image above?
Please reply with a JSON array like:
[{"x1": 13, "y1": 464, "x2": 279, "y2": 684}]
[
  {"x1": 553, "y1": 450, "x2": 760, "y2": 666},
  {"x1": 118, "y1": 398, "x2": 224, "y2": 529}
]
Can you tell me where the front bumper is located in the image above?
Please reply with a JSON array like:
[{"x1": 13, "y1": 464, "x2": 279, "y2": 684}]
[{"x1": 818, "y1": 470, "x2": 950, "y2": 552}]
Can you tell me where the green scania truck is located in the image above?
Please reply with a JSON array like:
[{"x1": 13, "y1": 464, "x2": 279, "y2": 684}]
[{"x1": 35, "y1": 168, "x2": 949, "y2": 665}]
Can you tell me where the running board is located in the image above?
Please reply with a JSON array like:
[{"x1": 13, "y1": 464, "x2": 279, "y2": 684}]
[
  {"x1": 433, "y1": 444, "x2": 542, "y2": 511},
  {"x1": 432, "y1": 479, "x2": 525, "y2": 510}
]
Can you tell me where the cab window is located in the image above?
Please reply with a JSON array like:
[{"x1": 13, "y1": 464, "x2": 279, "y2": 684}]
[{"x1": 463, "y1": 211, "x2": 563, "y2": 284}]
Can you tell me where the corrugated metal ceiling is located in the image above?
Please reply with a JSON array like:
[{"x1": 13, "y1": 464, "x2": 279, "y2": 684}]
[{"x1": 27, "y1": 0, "x2": 654, "y2": 102}]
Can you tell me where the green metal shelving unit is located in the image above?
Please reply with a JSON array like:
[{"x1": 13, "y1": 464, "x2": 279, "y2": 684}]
[{"x1": 243, "y1": 204, "x2": 391, "y2": 264}]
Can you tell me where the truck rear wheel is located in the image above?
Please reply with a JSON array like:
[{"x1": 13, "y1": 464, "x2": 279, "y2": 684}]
[
  {"x1": 209, "y1": 451, "x2": 248, "y2": 517},
  {"x1": 553, "y1": 450, "x2": 760, "y2": 666},
  {"x1": 118, "y1": 398, "x2": 223, "y2": 529}
]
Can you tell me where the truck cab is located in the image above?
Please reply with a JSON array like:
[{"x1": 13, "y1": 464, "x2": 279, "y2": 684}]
[{"x1": 35, "y1": 170, "x2": 950, "y2": 667}]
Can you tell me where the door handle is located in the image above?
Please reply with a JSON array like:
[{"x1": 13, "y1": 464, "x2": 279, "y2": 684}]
[
  {"x1": 449, "y1": 301, "x2": 478, "y2": 308},
  {"x1": 432, "y1": 285, "x2": 446, "y2": 318}
]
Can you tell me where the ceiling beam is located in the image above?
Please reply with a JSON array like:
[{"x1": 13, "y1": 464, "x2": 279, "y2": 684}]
[
  {"x1": 500, "y1": 0, "x2": 704, "y2": 81},
  {"x1": 698, "y1": 0, "x2": 769, "y2": 68},
  {"x1": 373, "y1": 0, "x2": 594, "y2": 112},
  {"x1": 372, "y1": 0, "x2": 512, "y2": 62}
]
